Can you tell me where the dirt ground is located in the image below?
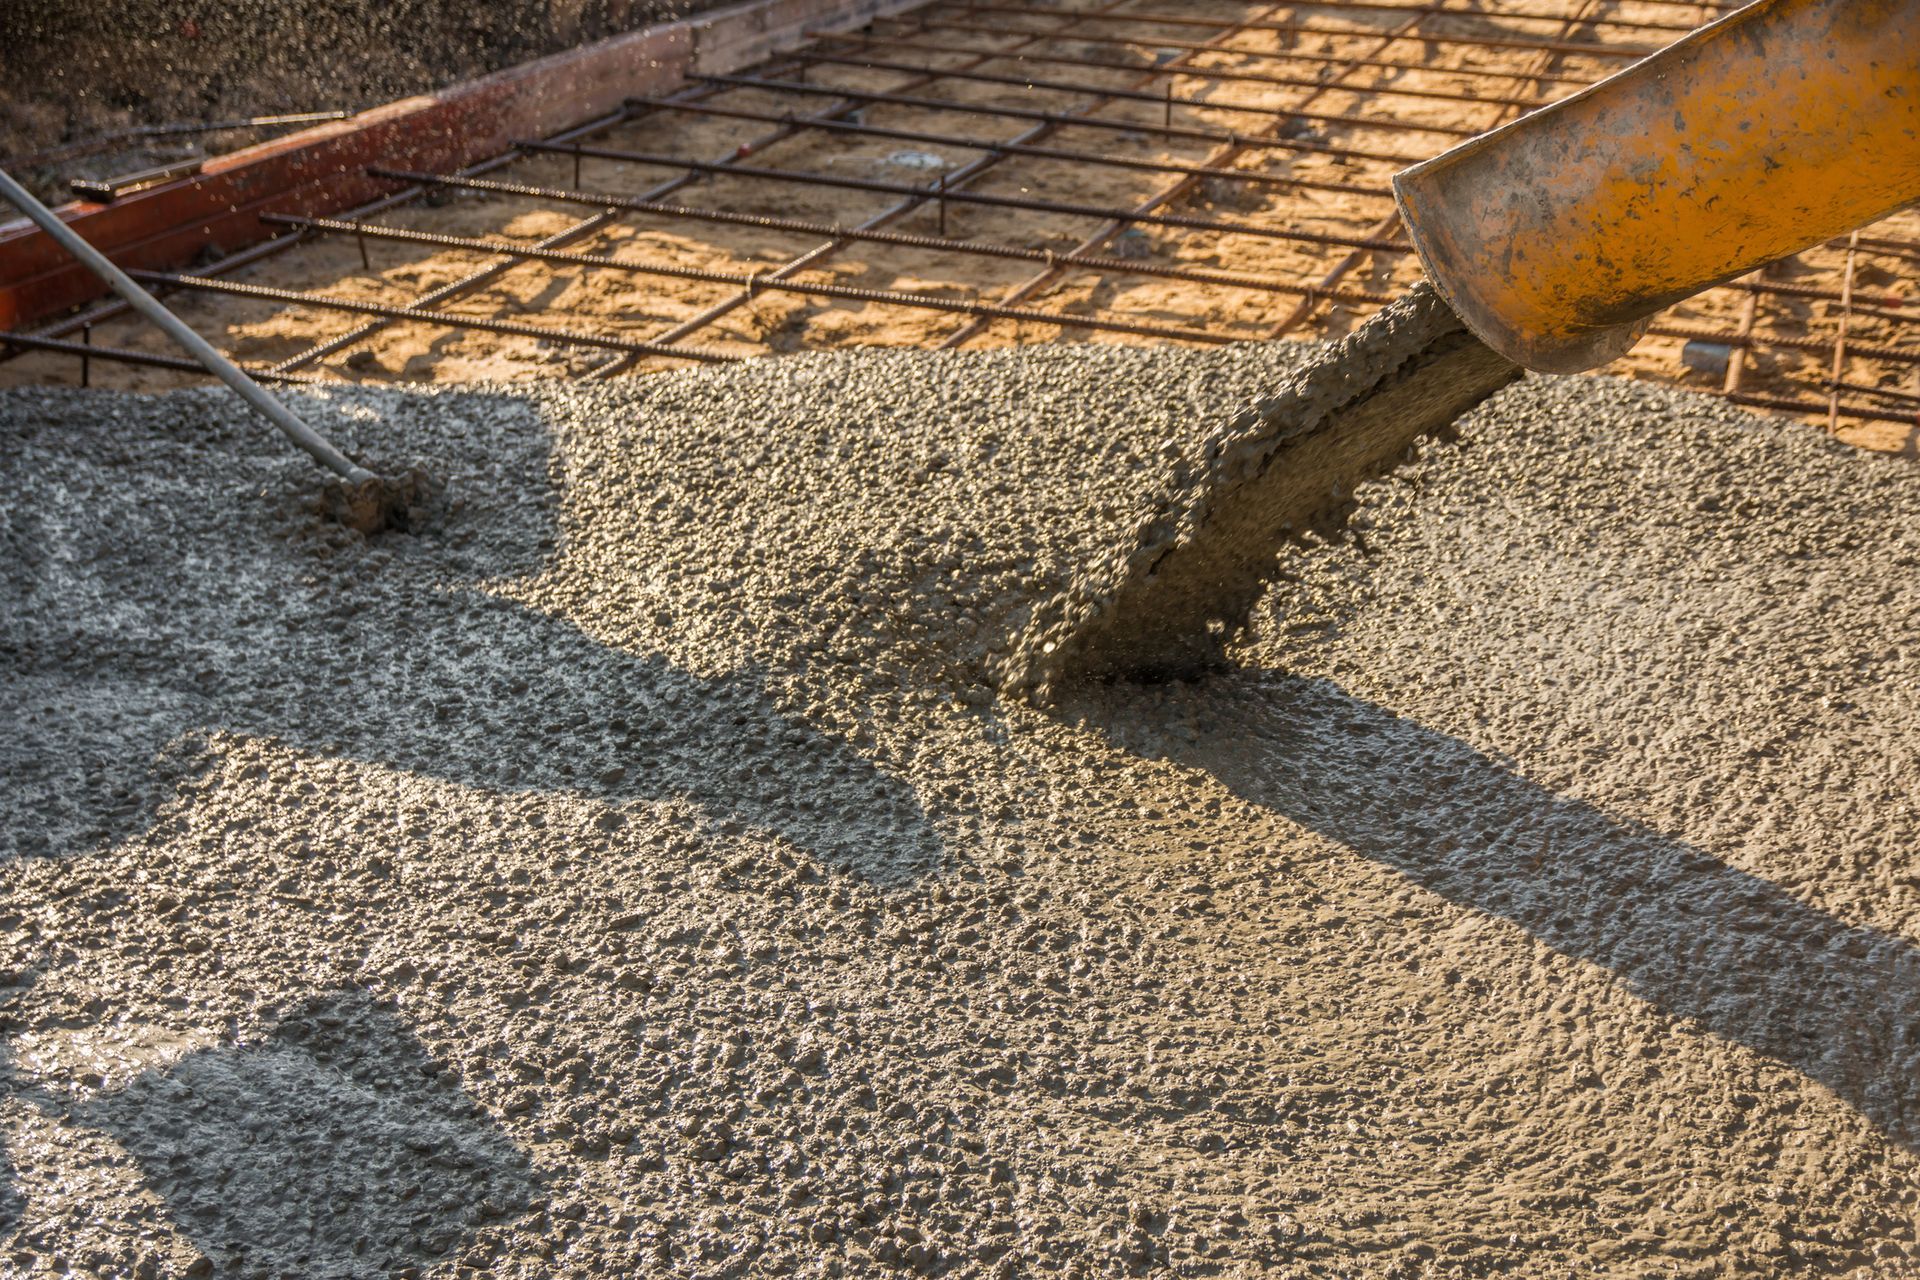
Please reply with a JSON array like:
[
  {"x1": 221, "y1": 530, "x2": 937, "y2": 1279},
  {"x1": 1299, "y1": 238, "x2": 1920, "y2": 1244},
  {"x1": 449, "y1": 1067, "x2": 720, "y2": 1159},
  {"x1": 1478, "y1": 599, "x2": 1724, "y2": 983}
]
[
  {"x1": 5, "y1": 0, "x2": 1913, "y2": 453},
  {"x1": 0, "y1": 0, "x2": 737, "y2": 199},
  {"x1": 3, "y1": 345, "x2": 1918, "y2": 1277}
]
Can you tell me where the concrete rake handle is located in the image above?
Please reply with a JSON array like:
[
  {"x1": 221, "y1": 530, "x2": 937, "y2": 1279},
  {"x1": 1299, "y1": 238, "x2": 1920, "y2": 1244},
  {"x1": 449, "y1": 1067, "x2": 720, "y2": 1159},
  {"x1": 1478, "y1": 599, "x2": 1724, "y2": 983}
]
[{"x1": 0, "y1": 165, "x2": 375, "y2": 485}]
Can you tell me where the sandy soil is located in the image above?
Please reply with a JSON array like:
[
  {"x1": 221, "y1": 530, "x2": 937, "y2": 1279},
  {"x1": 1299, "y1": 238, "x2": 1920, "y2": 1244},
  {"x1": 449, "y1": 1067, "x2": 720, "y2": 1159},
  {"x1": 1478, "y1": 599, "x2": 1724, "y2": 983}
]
[
  {"x1": 2, "y1": 341, "x2": 1917, "y2": 1277},
  {"x1": 996, "y1": 282, "x2": 1523, "y2": 699},
  {"x1": 6, "y1": 0, "x2": 1911, "y2": 452}
]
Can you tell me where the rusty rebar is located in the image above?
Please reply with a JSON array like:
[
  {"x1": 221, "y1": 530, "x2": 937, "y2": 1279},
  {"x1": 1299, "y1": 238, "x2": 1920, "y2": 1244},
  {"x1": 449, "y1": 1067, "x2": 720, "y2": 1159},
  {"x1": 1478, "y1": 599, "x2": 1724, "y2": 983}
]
[
  {"x1": 359, "y1": 168, "x2": 1398, "y2": 300},
  {"x1": 621, "y1": 93, "x2": 1392, "y2": 198},
  {"x1": 1196, "y1": 0, "x2": 1699, "y2": 35},
  {"x1": 266, "y1": 11, "x2": 1102, "y2": 375},
  {"x1": 946, "y1": 2, "x2": 1657, "y2": 58},
  {"x1": 261, "y1": 214, "x2": 1247, "y2": 343},
  {"x1": 1830, "y1": 232, "x2": 1861, "y2": 432},
  {"x1": 819, "y1": 29, "x2": 1555, "y2": 108},
  {"x1": 126, "y1": 269, "x2": 739, "y2": 363},
  {"x1": 937, "y1": 6, "x2": 1431, "y2": 351},
  {"x1": 0, "y1": 330, "x2": 324, "y2": 383},
  {"x1": 3, "y1": 101, "x2": 648, "y2": 355},
  {"x1": 694, "y1": 73, "x2": 1425, "y2": 164},
  {"x1": 855, "y1": 16, "x2": 1597, "y2": 89},
  {"x1": 513, "y1": 139, "x2": 1413, "y2": 250},
  {"x1": 607, "y1": 0, "x2": 1309, "y2": 371},
  {"x1": 1727, "y1": 391, "x2": 1918, "y2": 427},
  {"x1": 779, "y1": 53, "x2": 1479, "y2": 137}
]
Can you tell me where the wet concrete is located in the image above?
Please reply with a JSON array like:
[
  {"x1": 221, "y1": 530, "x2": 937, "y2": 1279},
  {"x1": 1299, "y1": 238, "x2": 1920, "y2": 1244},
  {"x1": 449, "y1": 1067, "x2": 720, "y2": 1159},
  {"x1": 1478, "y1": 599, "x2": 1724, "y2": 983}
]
[
  {"x1": 2, "y1": 349, "x2": 1917, "y2": 1276},
  {"x1": 997, "y1": 284, "x2": 1519, "y2": 701},
  {"x1": 75, "y1": 993, "x2": 538, "y2": 1278}
]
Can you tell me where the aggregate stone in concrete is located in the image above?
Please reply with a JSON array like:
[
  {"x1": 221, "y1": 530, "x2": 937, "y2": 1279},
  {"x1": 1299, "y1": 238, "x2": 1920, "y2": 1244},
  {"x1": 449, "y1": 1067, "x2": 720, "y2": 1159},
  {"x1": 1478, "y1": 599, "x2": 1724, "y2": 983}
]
[
  {"x1": 998, "y1": 283, "x2": 1518, "y2": 700},
  {"x1": 1, "y1": 345, "x2": 1917, "y2": 1278}
]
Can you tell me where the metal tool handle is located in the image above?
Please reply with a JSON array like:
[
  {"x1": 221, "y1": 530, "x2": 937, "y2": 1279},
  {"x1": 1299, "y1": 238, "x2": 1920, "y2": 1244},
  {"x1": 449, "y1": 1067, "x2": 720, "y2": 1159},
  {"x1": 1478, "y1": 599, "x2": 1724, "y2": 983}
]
[{"x1": 0, "y1": 165, "x2": 374, "y2": 484}]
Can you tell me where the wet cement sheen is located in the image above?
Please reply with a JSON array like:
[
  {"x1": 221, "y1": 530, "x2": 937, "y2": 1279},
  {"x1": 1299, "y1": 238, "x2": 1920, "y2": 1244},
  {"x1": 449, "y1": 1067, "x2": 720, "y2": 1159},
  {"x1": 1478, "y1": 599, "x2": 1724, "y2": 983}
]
[
  {"x1": 997, "y1": 284, "x2": 1519, "y2": 701},
  {"x1": 2, "y1": 347, "x2": 1917, "y2": 1277}
]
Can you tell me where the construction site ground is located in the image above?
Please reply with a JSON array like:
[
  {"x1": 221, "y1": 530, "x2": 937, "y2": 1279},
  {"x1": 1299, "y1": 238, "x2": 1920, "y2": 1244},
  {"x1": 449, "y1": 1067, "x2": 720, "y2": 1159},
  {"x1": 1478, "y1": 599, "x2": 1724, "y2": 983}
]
[
  {"x1": 3, "y1": 0, "x2": 1915, "y2": 452},
  {"x1": 3, "y1": 3, "x2": 1919, "y2": 1278}
]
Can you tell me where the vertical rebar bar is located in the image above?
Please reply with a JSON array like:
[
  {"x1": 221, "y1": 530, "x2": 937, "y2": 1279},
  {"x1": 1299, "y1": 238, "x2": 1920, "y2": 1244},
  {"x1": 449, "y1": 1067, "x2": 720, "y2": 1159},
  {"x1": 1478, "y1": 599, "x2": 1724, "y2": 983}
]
[
  {"x1": 1830, "y1": 232, "x2": 1861, "y2": 433},
  {"x1": 1722, "y1": 273, "x2": 1762, "y2": 395}
]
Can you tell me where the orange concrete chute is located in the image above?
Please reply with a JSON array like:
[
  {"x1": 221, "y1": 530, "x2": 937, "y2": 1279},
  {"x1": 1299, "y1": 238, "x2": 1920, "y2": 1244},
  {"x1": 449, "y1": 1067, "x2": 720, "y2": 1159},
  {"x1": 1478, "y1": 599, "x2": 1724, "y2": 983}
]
[{"x1": 1393, "y1": 0, "x2": 1920, "y2": 374}]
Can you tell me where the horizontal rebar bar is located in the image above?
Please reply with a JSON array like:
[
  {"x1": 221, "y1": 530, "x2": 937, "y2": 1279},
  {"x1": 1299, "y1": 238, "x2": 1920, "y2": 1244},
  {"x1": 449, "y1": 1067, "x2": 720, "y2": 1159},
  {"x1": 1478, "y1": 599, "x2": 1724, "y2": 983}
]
[
  {"x1": 695, "y1": 73, "x2": 1425, "y2": 164},
  {"x1": 1236, "y1": 0, "x2": 1699, "y2": 33},
  {"x1": 1825, "y1": 379, "x2": 1920, "y2": 405},
  {"x1": 0, "y1": 330, "x2": 324, "y2": 383},
  {"x1": 945, "y1": 2, "x2": 1657, "y2": 58},
  {"x1": 261, "y1": 214, "x2": 1244, "y2": 343},
  {"x1": 779, "y1": 53, "x2": 1478, "y2": 136},
  {"x1": 1515, "y1": 0, "x2": 1731, "y2": 10},
  {"x1": 1726, "y1": 391, "x2": 1919, "y2": 428},
  {"x1": 1828, "y1": 240, "x2": 1920, "y2": 269},
  {"x1": 366, "y1": 166, "x2": 1402, "y2": 301},
  {"x1": 513, "y1": 139, "x2": 1412, "y2": 250},
  {"x1": 623, "y1": 93, "x2": 1392, "y2": 198},
  {"x1": 1752, "y1": 276, "x2": 1914, "y2": 317},
  {"x1": 123, "y1": 270, "x2": 740, "y2": 362},
  {"x1": 857, "y1": 16, "x2": 1596, "y2": 88},
  {"x1": 821, "y1": 30, "x2": 1552, "y2": 108},
  {"x1": 1843, "y1": 232, "x2": 1920, "y2": 256},
  {"x1": 2, "y1": 100, "x2": 652, "y2": 354},
  {"x1": 1649, "y1": 322, "x2": 1919, "y2": 368}
]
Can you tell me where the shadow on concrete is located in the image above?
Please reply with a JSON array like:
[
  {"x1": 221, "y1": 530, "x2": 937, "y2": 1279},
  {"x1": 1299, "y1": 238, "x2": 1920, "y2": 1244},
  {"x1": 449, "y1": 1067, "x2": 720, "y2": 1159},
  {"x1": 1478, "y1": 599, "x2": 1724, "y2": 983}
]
[
  {"x1": 221, "y1": 588, "x2": 942, "y2": 885},
  {"x1": 74, "y1": 992, "x2": 539, "y2": 1278},
  {"x1": 0, "y1": 386, "x2": 943, "y2": 885},
  {"x1": 1066, "y1": 670, "x2": 1920, "y2": 1152}
]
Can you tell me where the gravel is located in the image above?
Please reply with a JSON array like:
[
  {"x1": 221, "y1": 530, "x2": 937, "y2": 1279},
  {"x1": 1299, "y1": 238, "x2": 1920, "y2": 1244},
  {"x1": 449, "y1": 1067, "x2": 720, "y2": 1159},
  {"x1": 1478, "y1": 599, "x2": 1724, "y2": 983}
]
[{"x1": 2, "y1": 344, "x2": 1917, "y2": 1277}]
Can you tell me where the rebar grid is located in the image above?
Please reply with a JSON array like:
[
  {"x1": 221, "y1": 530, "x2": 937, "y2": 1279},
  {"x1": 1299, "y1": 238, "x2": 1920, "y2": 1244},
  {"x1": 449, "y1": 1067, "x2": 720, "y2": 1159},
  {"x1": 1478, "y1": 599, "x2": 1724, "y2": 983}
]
[
  {"x1": 818, "y1": 28, "x2": 1561, "y2": 107},
  {"x1": 255, "y1": 214, "x2": 1244, "y2": 343},
  {"x1": 711, "y1": 53, "x2": 1483, "y2": 136},
  {"x1": 583, "y1": 0, "x2": 1310, "y2": 378},
  {"x1": 932, "y1": 2, "x2": 1434, "y2": 351},
  {"x1": 619, "y1": 93, "x2": 1392, "y2": 196},
  {"x1": 690, "y1": 72, "x2": 1429, "y2": 163},
  {"x1": 511, "y1": 138, "x2": 1410, "y2": 249},
  {"x1": 333, "y1": 171, "x2": 1401, "y2": 303},
  {"x1": 5, "y1": 0, "x2": 1915, "y2": 434}
]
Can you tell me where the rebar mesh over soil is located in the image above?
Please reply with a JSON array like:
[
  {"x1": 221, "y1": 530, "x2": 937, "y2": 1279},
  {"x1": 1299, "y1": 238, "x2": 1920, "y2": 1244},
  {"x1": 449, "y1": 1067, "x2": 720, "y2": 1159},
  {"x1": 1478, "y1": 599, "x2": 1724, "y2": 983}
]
[{"x1": 3, "y1": 0, "x2": 1915, "y2": 451}]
